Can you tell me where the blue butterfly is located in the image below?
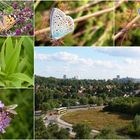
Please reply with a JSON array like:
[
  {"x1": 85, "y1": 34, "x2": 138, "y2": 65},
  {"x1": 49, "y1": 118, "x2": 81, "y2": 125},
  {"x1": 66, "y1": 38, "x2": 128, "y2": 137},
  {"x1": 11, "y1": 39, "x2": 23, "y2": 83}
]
[{"x1": 50, "y1": 8, "x2": 74, "y2": 40}]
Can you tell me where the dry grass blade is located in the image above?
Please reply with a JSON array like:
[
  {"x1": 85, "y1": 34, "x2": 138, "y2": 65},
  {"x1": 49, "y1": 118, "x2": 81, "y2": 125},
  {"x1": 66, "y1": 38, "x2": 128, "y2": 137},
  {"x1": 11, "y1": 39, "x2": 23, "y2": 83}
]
[
  {"x1": 114, "y1": 15, "x2": 140, "y2": 40},
  {"x1": 65, "y1": 0, "x2": 103, "y2": 15}
]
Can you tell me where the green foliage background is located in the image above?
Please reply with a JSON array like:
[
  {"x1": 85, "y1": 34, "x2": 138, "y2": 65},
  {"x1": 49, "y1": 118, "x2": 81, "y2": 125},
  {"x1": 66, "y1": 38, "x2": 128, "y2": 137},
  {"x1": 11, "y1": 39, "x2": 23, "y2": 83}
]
[
  {"x1": 35, "y1": 1, "x2": 113, "y2": 46},
  {"x1": 0, "y1": 89, "x2": 33, "y2": 139},
  {"x1": 0, "y1": 37, "x2": 34, "y2": 88}
]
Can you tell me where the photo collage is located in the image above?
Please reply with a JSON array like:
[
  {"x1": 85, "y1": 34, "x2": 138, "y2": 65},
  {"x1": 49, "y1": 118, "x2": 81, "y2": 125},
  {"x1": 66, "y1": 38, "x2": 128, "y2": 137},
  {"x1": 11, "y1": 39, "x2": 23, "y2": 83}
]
[{"x1": 0, "y1": 0, "x2": 140, "y2": 139}]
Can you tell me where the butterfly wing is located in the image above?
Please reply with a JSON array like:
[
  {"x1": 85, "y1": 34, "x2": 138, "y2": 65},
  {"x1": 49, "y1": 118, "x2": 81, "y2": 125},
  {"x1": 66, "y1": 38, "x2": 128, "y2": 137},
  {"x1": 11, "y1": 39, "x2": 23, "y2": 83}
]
[
  {"x1": 3, "y1": 15, "x2": 16, "y2": 31},
  {"x1": 6, "y1": 109, "x2": 17, "y2": 115},
  {"x1": 5, "y1": 104, "x2": 18, "y2": 115},
  {"x1": 50, "y1": 8, "x2": 74, "y2": 40},
  {"x1": 6, "y1": 104, "x2": 18, "y2": 110}
]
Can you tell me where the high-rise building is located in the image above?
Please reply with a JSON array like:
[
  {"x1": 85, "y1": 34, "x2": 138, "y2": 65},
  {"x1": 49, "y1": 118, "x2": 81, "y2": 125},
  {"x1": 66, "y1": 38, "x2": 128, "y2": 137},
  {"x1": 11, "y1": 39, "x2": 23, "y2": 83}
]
[
  {"x1": 73, "y1": 75, "x2": 78, "y2": 79},
  {"x1": 116, "y1": 75, "x2": 120, "y2": 79},
  {"x1": 63, "y1": 75, "x2": 67, "y2": 79}
]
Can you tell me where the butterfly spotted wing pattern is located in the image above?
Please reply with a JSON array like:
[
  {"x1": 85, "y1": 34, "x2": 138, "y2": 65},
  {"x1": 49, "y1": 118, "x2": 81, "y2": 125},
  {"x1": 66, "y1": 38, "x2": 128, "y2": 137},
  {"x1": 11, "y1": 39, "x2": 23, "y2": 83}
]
[
  {"x1": 0, "y1": 15, "x2": 17, "y2": 33},
  {"x1": 50, "y1": 8, "x2": 74, "y2": 40}
]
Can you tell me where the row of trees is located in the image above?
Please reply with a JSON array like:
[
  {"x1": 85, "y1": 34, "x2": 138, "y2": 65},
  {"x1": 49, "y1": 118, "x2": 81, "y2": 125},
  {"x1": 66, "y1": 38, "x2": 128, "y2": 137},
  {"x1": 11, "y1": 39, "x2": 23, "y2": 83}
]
[
  {"x1": 35, "y1": 76, "x2": 139, "y2": 96},
  {"x1": 38, "y1": 96, "x2": 105, "y2": 112},
  {"x1": 104, "y1": 97, "x2": 140, "y2": 115}
]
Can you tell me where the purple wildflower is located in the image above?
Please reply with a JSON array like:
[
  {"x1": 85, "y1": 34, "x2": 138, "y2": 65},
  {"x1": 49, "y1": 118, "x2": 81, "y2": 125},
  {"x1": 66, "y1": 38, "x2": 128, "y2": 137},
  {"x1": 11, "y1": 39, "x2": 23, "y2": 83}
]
[
  {"x1": 29, "y1": 12, "x2": 34, "y2": 18},
  {"x1": 18, "y1": 11, "x2": 23, "y2": 16},
  {"x1": 12, "y1": 2, "x2": 18, "y2": 9},
  {"x1": 0, "y1": 101, "x2": 17, "y2": 134},
  {"x1": 29, "y1": 30, "x2": 34, "y2": 35},
  {"x1": 19, "y1": 17, "x2": 25, "y2": 23},
  {"x1": 0, "y1": 112, "x2": 11, "y2": 133},
  {"x1": 23, "y1": 7, "x2": 31, "y2": 12},
  {"x1": 15, "y1": 29, "x2": 21, "y2": 35},
  {"x1": 26, "y1": 23, "x2": 32, "y2": 30},
  {"x1": 0, "y1": 101, "x2": 4, "y2": 108},
  {"x1": 22, "y1": 26, "x2": 27, "y2": 32}
]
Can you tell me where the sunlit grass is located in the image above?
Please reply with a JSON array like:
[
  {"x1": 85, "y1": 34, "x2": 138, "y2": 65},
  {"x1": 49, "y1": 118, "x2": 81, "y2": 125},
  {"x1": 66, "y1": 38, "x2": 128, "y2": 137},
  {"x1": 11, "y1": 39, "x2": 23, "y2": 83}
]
[{"x1": 62, "y1": 108, "x2": 133, "y2": 130}]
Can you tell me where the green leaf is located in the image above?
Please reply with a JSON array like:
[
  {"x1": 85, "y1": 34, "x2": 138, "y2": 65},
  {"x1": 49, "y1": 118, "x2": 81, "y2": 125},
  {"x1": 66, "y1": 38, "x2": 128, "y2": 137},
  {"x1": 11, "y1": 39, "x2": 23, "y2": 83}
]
[
  {"x1": 23, "y1": 37, "x2": 34, "y2": 64},
  {"x1": 9, "y1": 79, "x2": 22, "y2": 87},
  {"x1": 5, "y1": 37, "x2": 14, "y2": 61},
  {"x1": 0, "y1": 40, "x2": 6, "y2": 71},
  {"x1": 18, "y1": 57, "x2": 28, "y2": 72},
  {"x1": 0, "y1": 71, "x2": 6, "y2": 76},
  {"x1": 8, "y1": 73, "x2": 33, "y2": 86},
  {"x1": 0, "y1": 82, "x2": 5, "y2": 87},
  {"x1": 5, "y1": 37, "x2": 24, "y2": 74},
  {"x1": 22, "y1": 37, "x2": 34, "y2": 77}
]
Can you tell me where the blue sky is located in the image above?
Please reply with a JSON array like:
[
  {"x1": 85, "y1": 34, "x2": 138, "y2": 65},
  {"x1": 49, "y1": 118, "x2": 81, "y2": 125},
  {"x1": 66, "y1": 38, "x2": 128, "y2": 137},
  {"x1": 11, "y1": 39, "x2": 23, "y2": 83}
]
[{"x1": 34, "y1": 47, "x2": 140, "y2": 80}]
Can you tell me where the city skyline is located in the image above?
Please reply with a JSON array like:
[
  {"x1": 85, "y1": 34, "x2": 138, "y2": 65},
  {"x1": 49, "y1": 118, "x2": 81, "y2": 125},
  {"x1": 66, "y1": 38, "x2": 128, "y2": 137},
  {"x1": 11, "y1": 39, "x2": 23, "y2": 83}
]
[{"x1": 34, "y1": 47, "x2": 140, "y2": 80}]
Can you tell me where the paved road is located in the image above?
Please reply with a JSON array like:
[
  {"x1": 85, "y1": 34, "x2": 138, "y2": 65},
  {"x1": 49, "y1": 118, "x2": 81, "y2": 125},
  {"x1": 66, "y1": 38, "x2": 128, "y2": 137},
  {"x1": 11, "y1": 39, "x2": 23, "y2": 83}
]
[
  {"x1": 44, "y1": 113, "x2": 75, "y2": 136},
  {"x1": 57, "y1": 113, "x2": 100, "y2": 136},
  {"x1": 44, "y1": 106, "x2": 102, "y2": 137}
]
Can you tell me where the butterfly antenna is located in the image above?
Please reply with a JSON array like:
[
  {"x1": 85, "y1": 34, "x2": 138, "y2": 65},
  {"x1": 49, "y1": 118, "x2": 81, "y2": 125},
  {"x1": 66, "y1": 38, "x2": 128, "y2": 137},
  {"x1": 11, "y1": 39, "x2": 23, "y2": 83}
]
[{"x1": 45, "y1": 33, "x2": 52, "y2": 41}]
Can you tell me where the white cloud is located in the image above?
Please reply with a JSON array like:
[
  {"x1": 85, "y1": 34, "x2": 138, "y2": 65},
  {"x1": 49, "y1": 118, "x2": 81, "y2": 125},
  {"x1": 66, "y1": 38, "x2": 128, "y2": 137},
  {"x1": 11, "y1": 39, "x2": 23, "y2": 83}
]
[
  {"x1": 124, "y1": 58, "x2": 140, "y2": 65},
  {"x1": 35, "y1": 51, "x2": 78, "y2": 62},
  {"x1": 35, "y1": 51, "x2": 118, "y2": 69},
  {"x1": 34, "y1": 52, "x2": 49, "y2": 60},
  {"x1": 96, "y1": 47, "x2": 140, "y2": 58}
]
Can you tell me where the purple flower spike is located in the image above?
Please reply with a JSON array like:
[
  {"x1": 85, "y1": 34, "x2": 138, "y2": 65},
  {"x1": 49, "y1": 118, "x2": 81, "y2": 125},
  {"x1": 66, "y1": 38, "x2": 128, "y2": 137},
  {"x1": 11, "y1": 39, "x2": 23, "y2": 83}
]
[
  {"x1": 0, "y1": 112, "x2": 11, "y2": 133},
  {"x1": 12, "y1": 2, "x2": 18, "y2": 9},
  {"x1": 29, "y1": 30, "x2": 34, "y2": 35},
  {"x1": 0, "y1": 101, "x2": 17, "y2": 134},
  {"x1": 23, "y1": 7, "x2": 31, "y2": 12},
  {"x1": 0, "y1": 101, "x2": 4, "y2": 108},
  {"x1": 26, "y1": 23, "x2": 32, "y2": 30},
  {"x1": 15, "y1": 29, "x2": 21, "y2": 35},
  {"x1": 19, "y1": 17, "x2": 25, "y2": 23}
]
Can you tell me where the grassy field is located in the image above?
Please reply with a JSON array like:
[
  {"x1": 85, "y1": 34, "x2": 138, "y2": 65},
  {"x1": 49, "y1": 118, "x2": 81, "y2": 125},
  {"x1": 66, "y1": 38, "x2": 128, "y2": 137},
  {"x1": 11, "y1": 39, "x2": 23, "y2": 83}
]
[{"x1": 61, "y1": 108, "x2": 133, "y2": 130}]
